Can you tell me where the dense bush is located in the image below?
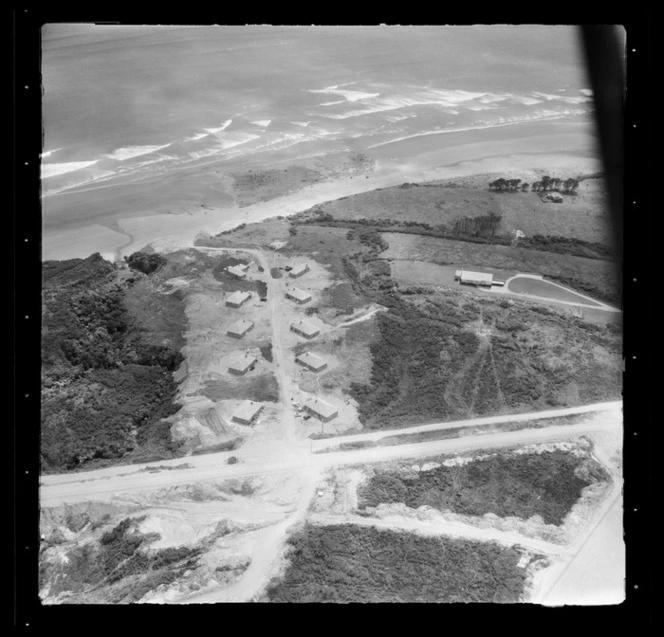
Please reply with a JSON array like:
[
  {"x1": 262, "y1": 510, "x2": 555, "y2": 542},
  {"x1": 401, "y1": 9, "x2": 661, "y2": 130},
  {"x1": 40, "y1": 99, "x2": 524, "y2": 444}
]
[
  {"x1": 359, "y1": 450, "x2": 597, "y2": 525},
  {"x1": 126, "y1": 251, "x2": 167, "y2": 275},
  {"x1": 41, "y1": 254, "x2": 185, "y2": 472},
  {"x1": 266, "y1": 524, "x2": 529, "y2": 603}
]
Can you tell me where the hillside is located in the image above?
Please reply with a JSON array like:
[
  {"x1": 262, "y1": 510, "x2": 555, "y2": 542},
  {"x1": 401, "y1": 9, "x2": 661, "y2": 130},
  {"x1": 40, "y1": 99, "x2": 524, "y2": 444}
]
[{"x1": 41, "y1": 253, "x2": 187, "y2": 472}]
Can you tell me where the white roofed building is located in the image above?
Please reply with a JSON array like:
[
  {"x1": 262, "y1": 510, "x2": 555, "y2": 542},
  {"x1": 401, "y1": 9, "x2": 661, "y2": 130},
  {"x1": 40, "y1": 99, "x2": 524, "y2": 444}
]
[
  {"x1": 226, "y1": 264, "x2": 248, "y2": 278},
  {"x1": 228, "y1": 354, "x2": 257, "y2": 375},
  {"x1": 289, "y1": 263, "x2": 309, "y2": 278},
  {"x1": 304, "y1": 398, "x2": 338, "y2": 423},
  {"x1": 226, "y1": 291, "x2": 252, "y2": 307},
  {"x1": 295, "y1": 352, "x2": 327, "y2": 372},
  {"x1": 232, "y1": 400, "x2": 263, "y2": 425},
  {"x1": 227, "y1": 319, "x2": 254, "y2": 339},
  {"x1": 455, "y1": 270, "x2": 493, "y2": 287},
  {"x1": 290, "y1": 320, "x2": 320, "y2": 339},
  {"x1": 285, "y1": 287, "x2": 312, "y2": 304}
]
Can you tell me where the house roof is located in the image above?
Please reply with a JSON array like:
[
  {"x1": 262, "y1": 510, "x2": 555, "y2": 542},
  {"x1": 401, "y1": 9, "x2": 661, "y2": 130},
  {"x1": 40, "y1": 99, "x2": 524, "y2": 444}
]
[
  {"x1": 233, "y1": 400, "x2": 263, "y2": 422},
  {"x1": 226, "y1": 264, "x2": 247, "y2": 277},
  {"x1": 460, "y1": 270, "x2": 493, "y2": 283},
  {"x1": 291, "y1": 320, "x2": 319, "y2": 336},
  {"x1": 290, "y1": 264, "x2": 309, "y2": 276},
  {"x1": 286, "y1": 287, "x2": 311, "y2": 301},
  {"x1": 229, "y1": 355, "x2": 257, "y2": 372},
  {"x1": 228, "y1": 319, "x2": 254, "y2": 334},
  {"x1": 296, "y1": 352, "x2": 326, "y2": 369},
  {"x1": 227, "y1": 290, "x2": 251, "y2": 304},
  {"x1": 305, "y1": 398, "x2": 338, "y2": 419}
]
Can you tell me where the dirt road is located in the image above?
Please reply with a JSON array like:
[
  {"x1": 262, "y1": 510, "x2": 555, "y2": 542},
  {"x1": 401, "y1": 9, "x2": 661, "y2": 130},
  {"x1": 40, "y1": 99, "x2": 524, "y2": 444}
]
[
  {"x1": 40, "y1": 404, "x2": 621, "y2": 507},
  {"x1": 309, "y1": 512, "x2": 568, "y2": 556}
]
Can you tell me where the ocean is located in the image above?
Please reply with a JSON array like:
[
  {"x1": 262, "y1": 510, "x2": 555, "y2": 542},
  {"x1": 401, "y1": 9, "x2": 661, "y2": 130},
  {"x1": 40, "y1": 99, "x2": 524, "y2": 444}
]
[{"x1": 40, "y1": 25, "x2": 602, "y2": 256}]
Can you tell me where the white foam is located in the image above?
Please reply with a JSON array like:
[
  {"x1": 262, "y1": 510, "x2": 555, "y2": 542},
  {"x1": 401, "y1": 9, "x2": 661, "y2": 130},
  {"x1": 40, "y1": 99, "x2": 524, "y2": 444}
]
[
  {"x1": 478, "y1": 93, "x2": 510, "y2": 104},
  {"x1": 511, "y1": 95, "x2": 544, "y2": 106},
  {"x1": 580, "y1": 88, "x2": 594, "y2": 96},
  {"x1": 310, "y1": 87, "x2": 381, "y2": 102},
  {"x1": 534, "y1": 92, "x2": 592, "y2": 104},
  {"x1": 105, "y1": 144, "x2": 172, "y2": 161},
  {"x1": 185, "y1": 132, "x2": 210, "y2": 141},
  {"x1": 365, "y1": 109, "x2": 577, "y2": 149},
  {"x1": 319, "y1": 100, "x2": 346, "y2": 106},
  {"x1": 41, "y1": 160, "x2": 99, "y2": 179},
  {"x1": 204, "y1": 119, "x2": 233, "y2": 134},
  {"x1": 250, "y1": 120, "x2": 272, "y2": 127},
  {"x1": 291, "y1": 121, "x2": 312, "y2": 127},
  {"x1": 40, "y1": 148, "x2": 62, "y2": 159}
]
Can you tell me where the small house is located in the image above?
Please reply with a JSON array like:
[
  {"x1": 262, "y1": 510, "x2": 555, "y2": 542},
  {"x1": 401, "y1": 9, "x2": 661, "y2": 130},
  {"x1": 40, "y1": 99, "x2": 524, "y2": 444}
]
[
  {"x1": 228, "y1": 354, "x2": 257, "y2": 375},
  {"x1": 227, "y1": 319, "x2": 254, "y2": 339},
  {"x1": 295, "y1": 352, "x2": 327, "y2": 372},
  {"x1": 226, "y1": 291, "x2": 252, "y2": 308},
  {"x1": 289, "y1": 263, "x2": 309, "y2": 278},
  {"x1": 232, "y1": 400, "x2": 263, "y2": 425},
  {"x1": 304, "y1": 398, "x2": 338, "y2": 423},
  {"x1": 285, "y1": 287, "x2": 312, "y2": 304},
  {"x1": 226, "y1": 264, "x2": 247, "y2": 279},
  {"x1": 290, "y1": 320, "x2": 320, "y2": 339}
]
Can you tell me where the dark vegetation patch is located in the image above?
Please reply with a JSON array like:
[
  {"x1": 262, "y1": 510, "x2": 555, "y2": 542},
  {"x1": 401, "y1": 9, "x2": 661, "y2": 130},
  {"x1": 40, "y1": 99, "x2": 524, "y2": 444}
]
[
  {"x1": 41, "y1": 253, "x2": 186, "y2": 473},
  {"x1": 211, "y1": 257, "x2": 268, "y2": 299},
  {"x1": 198, "y1": 374, "x2": 279, "y2": 403},
  {"x1": 125, "y1": 251, "x2": 167, "y2": 275},
  {"x1": 359, "y1": 450, "x2": 608, "y2": 525},
  {"x1": 322, "y1": 282, "x2": 365, "y2": 315},
  {"x1": 231, "y1": 166, "x2": 322, "y2": 207},
  {"x1": 40, "y1": 517, "x2": 202, "y2": 602},
  {"x1": 265, "y1": 524, "x2": 531, "y2": 603},
  {"x1": 259, "y1": 342, "x2": 273, "y2": 362},
  {"x1": 345, "y1": 280, "x2": 620, "y2": 428},
  {"x1": 270, "y1": 267, "x2": 283, "y2": 279}
]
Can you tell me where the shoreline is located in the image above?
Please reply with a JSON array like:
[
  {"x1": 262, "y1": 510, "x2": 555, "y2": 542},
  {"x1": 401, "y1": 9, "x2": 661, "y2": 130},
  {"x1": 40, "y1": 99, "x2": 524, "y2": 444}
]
[
  {"x1": 42, "y1": 120, "x2": 602, "y2": 262},
  {"x1": 42, "y1": 150, "x2": 602, "y2": 262}
]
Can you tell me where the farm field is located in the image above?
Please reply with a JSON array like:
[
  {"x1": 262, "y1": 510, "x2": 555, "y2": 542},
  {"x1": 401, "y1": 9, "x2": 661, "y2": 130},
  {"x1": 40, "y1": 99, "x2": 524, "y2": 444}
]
[{"x1": 306, "y1": 176, "x2": 612, "y2": 246}]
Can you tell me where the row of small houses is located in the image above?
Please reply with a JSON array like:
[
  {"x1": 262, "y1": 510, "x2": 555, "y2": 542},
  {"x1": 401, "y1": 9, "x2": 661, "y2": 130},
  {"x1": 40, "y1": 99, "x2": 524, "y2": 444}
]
[
  {"x1": 225, "y1": 286, "x2": 312, "y2": 309},
  {"x1": 231, "y1": 396, "x2": 338, "y2": 426},
  {"x1": 226, "y1": 262, "x2": 310, "y2": 280},
  {"x1": 225, "y1": 260, "x2": 338, "y2": 426},
  {"x1": 226, "y1": 319, "x2": 319, "y2": 340},
  {"x1": 226, "y1": 350, "x2": 328, "y2": 375}
]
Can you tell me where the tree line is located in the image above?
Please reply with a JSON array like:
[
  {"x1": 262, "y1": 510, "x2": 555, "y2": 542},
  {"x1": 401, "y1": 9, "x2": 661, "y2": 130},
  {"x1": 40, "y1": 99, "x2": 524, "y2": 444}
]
[{"x1": 488, "y1": 176, "x2": 580, "y2": 194}]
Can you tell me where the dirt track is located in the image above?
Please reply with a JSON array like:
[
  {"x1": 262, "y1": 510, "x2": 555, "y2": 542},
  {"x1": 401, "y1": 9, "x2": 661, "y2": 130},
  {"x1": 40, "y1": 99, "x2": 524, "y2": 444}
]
[{"x1": 40, "y1": 402, "x2": 621, "y2": 507}]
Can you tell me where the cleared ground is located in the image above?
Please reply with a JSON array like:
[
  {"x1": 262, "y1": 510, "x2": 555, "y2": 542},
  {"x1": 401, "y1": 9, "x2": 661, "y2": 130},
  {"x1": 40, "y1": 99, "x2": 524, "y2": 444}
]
[
  {"x1": 506, "y1": 276, "x2": 602, "y2": 307},
  {"x1": 390, "y1": 260, "x2": 516, "y2": 290}
]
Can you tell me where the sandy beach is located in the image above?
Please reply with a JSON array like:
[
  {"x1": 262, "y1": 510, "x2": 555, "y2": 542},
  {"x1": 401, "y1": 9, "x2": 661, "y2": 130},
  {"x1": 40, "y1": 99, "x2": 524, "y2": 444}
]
[{"x1": 42, "y1": 118, "x2": 602, "y2": 262}]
